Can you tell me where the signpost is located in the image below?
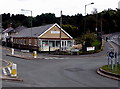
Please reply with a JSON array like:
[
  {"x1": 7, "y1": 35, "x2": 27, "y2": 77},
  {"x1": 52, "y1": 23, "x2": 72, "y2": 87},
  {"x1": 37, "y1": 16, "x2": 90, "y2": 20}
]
[{"x1": 107, "y1": 51, "x2": 118, "y2": 70}]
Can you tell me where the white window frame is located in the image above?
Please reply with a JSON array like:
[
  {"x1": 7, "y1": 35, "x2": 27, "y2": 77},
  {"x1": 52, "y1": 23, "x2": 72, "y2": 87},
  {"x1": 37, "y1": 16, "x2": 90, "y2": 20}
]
[{"x1": 29, "y1": 39, "x2": 31, "y2": 45}]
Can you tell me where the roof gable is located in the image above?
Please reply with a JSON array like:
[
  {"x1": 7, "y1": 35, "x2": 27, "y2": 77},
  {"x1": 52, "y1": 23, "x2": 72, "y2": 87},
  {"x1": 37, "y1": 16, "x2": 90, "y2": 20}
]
[{"x1": 39, "y1": 23, "x2": 73, "y2": 39}]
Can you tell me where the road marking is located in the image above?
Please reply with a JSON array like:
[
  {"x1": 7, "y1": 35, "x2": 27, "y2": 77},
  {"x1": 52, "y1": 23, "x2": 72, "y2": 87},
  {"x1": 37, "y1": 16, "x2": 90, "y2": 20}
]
[{"x1": 1, "y1": 59, "x2": 13, "y2": 69}]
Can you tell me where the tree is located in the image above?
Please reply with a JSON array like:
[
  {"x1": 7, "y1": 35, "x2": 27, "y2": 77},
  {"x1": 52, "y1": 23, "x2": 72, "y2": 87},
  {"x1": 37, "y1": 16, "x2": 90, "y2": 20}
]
[
  {"x1": 75, "y1": 32, "x2": 97, "y2": 46},
  {"x1": 2, "y1": 9, "x2": 120, "y2": 35},
  {"x1": 62, "y1": 24, "x2": 79, "y2": 38}
]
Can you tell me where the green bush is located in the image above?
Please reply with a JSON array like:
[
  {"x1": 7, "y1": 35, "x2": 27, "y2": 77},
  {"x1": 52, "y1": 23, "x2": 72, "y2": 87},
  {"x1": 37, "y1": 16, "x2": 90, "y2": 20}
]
[{"x1": 92, "y1": 40, "x2": 101, "y2": 50}]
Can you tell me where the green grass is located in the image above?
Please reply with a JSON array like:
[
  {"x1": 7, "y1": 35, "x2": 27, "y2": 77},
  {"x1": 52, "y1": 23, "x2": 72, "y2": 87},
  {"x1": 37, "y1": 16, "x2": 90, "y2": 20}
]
[{"x1": 101, "y1": 65, "x2": 120, "y2": 75}]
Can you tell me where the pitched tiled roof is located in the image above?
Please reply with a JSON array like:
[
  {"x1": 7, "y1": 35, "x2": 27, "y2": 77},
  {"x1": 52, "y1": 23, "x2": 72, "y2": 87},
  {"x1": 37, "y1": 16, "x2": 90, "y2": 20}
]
[
  {"x1": 14, "y1": 26, "x2": 27, "y2": 32},
  {"x1": 12, "y1": 24, "x2": 54, "y2": 37},
  {"x1": 3, "y1": 27, "x2": 14, "y2": 33}
]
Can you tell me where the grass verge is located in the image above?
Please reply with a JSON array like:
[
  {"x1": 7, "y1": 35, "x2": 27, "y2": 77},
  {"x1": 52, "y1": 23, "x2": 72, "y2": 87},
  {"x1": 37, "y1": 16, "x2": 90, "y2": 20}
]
[{"x1": 101, "y1": 65, "x2": 120, "y2": 75}]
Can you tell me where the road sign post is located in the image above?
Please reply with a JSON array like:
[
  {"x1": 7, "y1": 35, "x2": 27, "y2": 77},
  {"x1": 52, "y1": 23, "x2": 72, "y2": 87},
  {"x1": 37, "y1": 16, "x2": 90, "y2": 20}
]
[{"x1": 107, "y1": 51, "x2": 117, "y2": 70}]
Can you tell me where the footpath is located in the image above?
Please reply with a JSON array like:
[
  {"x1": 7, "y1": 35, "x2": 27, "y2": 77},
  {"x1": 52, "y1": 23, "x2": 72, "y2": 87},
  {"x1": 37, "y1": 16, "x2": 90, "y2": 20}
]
[{"x1": 5, "y1": 40, "x2": 107, "y2": 60}]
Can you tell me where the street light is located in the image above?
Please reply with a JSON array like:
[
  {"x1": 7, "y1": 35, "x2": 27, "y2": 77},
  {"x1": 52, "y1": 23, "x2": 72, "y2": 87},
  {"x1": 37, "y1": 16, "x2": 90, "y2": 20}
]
[
  {"x1": 84, "y1": 2, "x2": 94, "y2": 33},
  {"x1": 21, "y1": 9, "x2": 32, "y2": 49}
]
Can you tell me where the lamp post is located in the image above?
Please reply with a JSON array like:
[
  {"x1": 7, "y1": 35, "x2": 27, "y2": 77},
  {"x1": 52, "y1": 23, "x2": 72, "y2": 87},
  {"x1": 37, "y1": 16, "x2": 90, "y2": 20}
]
[
  {"x1": 21, "y1": 9, "x2": 32, "y2": 49},
  {"x1": 84, "y1": 2, "x2": 94, "y2": 33},
  {"x1": 94, "y1": 8, "x2": 98, "y2": 33}
]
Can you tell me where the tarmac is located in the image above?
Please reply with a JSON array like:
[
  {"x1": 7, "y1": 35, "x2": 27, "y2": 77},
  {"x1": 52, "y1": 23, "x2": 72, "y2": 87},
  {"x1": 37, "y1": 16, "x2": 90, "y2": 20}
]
[{"x1": 1, "y1": 40, "x2": 120, "y2": 81}]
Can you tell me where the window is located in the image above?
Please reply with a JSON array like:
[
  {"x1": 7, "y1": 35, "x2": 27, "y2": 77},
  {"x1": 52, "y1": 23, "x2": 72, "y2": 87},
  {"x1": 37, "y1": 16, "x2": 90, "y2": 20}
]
[
  {"x1": 17, "y1": 39, "x2": 19, "y2": 44},
  {"x1": 42, "y1": 41, "x2": 48, "y2": 47},
  {"x1": 29, "y1": 39, "x2": 31, "y2": 45},
  {"x1": 67, "y1": 41, "x2": 72, "y2": 47},
  {"x1": 56, "y1": 41, "x2": 60, "y2": 47},
  {"x1": 24, "y1": 39, "x2": 26, "y2": 45},
  {"x1": 49, "y1": 41, "x2": 55, "y2": 47},
  {"x1": 21, "y1": 39, "x2": 23, "y2": 44},
  {"x1": 22, "y1": 39, "x2": 25, "y2": 45},
  {"x1": 34, "y1": 39, "x2": 37, "y2": 46},
  {"x1": 62, "y1": 41, "x2": 64, "y2": 47}
]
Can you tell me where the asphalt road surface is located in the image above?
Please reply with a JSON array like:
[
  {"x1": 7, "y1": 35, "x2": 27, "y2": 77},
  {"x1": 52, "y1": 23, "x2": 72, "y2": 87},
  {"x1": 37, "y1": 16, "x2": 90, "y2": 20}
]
[{"x1": 2, "y1": 41, "x2": 119, "y2": 87}]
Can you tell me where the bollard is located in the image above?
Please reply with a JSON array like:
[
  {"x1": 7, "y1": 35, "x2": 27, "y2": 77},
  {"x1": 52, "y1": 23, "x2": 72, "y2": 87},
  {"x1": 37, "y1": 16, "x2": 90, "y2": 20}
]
[
  {"x1": 33, "y1": 51, "x2": 37, "y2": 58},
  {"x1": 11, "y1": 64, "x2": 17, "y2": 77},
  {"x1": 11, "y1": 48, "x2": 14, "y2": 55}
]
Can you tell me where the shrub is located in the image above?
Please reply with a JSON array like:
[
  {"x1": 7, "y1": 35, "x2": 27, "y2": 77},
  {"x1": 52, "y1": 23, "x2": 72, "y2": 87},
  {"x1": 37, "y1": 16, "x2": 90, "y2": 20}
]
[{"x1": 92, "y1": 40, "x2": 101, "y2": 50}]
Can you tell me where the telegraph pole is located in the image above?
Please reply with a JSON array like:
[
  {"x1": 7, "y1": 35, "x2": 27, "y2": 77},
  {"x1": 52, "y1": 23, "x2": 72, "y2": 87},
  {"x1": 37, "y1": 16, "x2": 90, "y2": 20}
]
[
  {"x1": 21, "y1": 9, "x2": 32, "y2": 50},
  {"x1": 60, "y1": 10, "x2": 62, "y2": 51},
  {"x1": 101, "y1": 14, "x2": 103, "y2": 37}
]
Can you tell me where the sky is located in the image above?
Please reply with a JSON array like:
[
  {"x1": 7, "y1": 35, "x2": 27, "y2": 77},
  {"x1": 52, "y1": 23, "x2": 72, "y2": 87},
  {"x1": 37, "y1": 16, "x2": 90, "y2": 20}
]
[{"x1": 0, "y1": 0, "x2": 119, "y2": 17}]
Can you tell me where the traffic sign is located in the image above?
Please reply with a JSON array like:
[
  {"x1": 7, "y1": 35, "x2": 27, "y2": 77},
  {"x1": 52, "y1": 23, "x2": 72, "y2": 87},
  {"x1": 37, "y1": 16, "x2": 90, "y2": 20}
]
[{"x1": 109, "y1": 51, "x2": 115, "y2": 58}]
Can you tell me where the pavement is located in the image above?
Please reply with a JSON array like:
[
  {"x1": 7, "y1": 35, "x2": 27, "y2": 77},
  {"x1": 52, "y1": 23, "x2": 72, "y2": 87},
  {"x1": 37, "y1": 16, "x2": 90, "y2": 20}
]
[{"x1": 5, "y1": 40, "x2": 106, "y2": 60}]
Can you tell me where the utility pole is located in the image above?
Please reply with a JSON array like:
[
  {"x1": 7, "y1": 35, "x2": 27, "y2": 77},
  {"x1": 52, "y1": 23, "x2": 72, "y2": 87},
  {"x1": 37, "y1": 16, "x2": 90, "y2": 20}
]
[
  {"x1": 60, "y1": 10, "x2": 62, "y2": 51},
  {"x1": 101, "y1": 13, "x2": 103, "y2": 37},
  {"x1": 21, "y1": 9, "x2": 32, "y2": 50}
]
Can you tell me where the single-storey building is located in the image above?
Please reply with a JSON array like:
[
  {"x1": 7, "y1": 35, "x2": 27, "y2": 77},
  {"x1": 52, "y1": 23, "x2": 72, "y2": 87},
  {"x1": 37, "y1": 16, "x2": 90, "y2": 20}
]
[{"x1": 12, "y1": 23, "x2": 74, "y2": 51}]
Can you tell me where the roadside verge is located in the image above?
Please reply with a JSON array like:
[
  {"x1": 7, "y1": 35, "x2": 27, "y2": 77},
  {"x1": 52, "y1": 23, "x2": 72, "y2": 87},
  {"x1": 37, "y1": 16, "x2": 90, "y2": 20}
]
[{"x1": 97, "y1": 68, "x2": 120, "y2": 81}]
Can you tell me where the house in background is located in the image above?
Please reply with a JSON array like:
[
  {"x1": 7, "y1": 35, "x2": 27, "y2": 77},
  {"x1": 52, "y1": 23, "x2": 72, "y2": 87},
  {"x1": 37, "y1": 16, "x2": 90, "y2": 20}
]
[
  {"x1": 0, "y1": 28, "x2": 4, "y2": 40},
  {"x1": 2, "y1": 26, "x2": 26, "y2": 46},
  {"x1": 12, "y1": 23, "x2": 74, "y2": 51},
  {"x1": 2, "y1": 27, "x2": 14, "y2": 46},
  {"x1": 14, "y1": 26, "x2": 27, "y2": 34}
]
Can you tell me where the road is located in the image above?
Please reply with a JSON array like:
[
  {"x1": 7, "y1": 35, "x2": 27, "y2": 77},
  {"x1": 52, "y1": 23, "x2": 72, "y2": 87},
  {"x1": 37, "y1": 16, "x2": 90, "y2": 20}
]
[{"x1": 2, "y1": 38, "x2": 119, "y2": 87}]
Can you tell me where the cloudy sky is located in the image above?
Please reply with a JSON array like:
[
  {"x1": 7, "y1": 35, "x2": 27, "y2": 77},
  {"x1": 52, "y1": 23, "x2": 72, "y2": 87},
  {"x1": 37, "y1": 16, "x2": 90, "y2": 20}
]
[{"x1": 0, "y1": 0, "x2": 119, "y2": 17}]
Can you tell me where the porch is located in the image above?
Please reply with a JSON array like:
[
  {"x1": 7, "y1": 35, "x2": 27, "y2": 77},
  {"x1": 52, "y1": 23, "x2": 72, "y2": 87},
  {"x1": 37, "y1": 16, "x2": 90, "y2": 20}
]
[{"x1": 39, "y1": 39, "x2": 74, "y2": 51}]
